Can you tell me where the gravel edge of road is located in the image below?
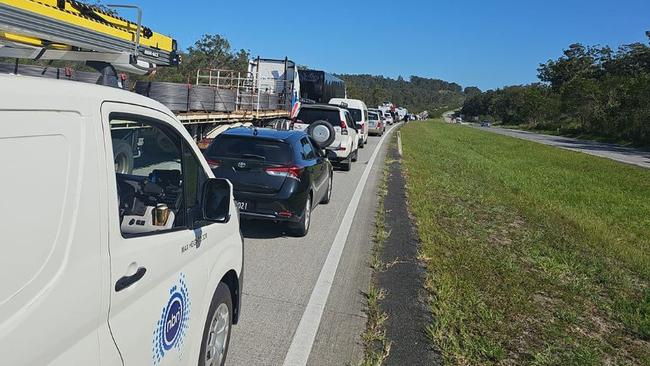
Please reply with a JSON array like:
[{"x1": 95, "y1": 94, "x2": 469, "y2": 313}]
[{"x1": 376, "y1": 134, "x2": 442, "y2": 366}]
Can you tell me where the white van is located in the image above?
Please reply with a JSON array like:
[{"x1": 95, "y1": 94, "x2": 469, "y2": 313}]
[
  {"x1": 329, "y1": 98, "x2": 369, "y2": 148},
  {"x1": 0, "y1": 74, "x2": 243, "y2": 366}
]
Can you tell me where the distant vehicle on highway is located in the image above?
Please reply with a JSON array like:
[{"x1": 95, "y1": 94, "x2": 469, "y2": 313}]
[
  {"x1": 293, "y1": 103, "x2": 359, "y2": 171},
  {"x1": 330, "y1": 98, "x2": 370, "y2": 148},
  {"x1": 368, "y1": 111, "x2": 385, "y2": 136},
  {"x1": 205, "y1": 127, "x2": 335, "y2": 236},
  {"x1": 481, "y1": 121, "x2": 492, "y2": 127},
  {"x1": 384, "y1": 112, "x2": 394, "y2": 125}
]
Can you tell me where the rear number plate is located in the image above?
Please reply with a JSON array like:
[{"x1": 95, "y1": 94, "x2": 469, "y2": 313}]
[{"x1": 235, "y1": 201, "x2": 248, "y2": 211}]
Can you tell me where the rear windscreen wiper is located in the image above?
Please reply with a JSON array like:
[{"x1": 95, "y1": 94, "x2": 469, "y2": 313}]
[{"x1": 240, "y1": 153, "x2": 266, "y2": 160}]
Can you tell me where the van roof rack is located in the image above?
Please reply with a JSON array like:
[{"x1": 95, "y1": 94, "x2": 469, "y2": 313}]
[{"x1": 0, "y1": 0, "x2": 179, "y2": 76}]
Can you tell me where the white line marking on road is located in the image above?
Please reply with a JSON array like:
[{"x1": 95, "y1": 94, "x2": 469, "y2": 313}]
[
  {"x1": 282, "y1": 124, "x2": 399, "y2": 366},
  {"x1": 397, "y1": 131, "x2": 403, "y2": 157}
]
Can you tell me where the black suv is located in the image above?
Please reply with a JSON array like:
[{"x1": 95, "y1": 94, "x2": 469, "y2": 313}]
[{"x1": 204, "y1": 127, "x2": 334, "y2": 236}]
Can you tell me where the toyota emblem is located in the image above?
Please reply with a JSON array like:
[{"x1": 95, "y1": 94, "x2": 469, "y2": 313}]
[{"x1": 237, "y1": 161, "x2": 247, "y2": 168}]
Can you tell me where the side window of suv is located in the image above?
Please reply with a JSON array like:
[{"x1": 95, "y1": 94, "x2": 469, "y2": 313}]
[
  {"x1": 301, "y1": 137, "x2": 316, "y2": 160},
  {"x1": 110, "y1": 114, "x2": 191, "y2": 237}
]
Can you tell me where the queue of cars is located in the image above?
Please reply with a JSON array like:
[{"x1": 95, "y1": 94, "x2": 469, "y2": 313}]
[{"x1": 202, "y1": 97, "x2": 390, "y2": 240}]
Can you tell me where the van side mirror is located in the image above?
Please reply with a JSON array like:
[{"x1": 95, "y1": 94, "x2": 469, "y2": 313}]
[{"x1": 201, "y1": 178, "x2": 231, "y2": 223}]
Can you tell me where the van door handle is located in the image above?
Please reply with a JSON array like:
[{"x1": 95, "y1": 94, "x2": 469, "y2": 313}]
[{"x1": 115, "y1": 267, "x2": 147, "y2": 292}]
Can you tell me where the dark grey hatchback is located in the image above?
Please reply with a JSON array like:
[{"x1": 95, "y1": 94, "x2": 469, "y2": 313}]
[{"x1": 204, "y1": 127, "x2": 334, "y2": 236}]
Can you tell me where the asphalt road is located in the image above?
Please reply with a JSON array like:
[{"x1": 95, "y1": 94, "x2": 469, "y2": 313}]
[
  {"x1": 475, "y1": 126, "x2": 650, "y2": 168},
  {"x1": 226, "y1": 125, "x2": 398, "y2": 366}
]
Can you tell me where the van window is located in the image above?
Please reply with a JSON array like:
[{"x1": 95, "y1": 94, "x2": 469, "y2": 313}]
[
  {"x1": 110, "y1": 115, "x2": 190, "y2": 236},
  {"x1": 347, "y1": 108, "x2": 362, "y2": 122},
  {"x1": 344, "y1": 111, "x2": 356, "y2": 130}
]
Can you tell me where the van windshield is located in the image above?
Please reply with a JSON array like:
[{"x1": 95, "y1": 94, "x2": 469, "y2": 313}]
[{"x1": 346, "y1": 108, "x2": 362, "y2": 122}]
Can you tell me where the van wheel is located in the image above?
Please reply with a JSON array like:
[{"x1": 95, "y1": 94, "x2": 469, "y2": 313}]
[
  {"x1": 199, "y1": 282, "x2": 233, "y2": 366},
  {"x1": 321, "y1": 173, "x2": 333, "y2": 204},
  {"x1": 289, "y1": 196, "x2": 311, "y2": 237},
  {"x1": 359, "y1": 138, "x2": 365, "y2": 149},
  {"x1": 112, "y1": 139, "x2": 133, "y2": 174}
]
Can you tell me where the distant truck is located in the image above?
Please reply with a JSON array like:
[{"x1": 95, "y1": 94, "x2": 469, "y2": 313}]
[{"x1": 298, "y1": 69, "x2": 346, "y2": 103}]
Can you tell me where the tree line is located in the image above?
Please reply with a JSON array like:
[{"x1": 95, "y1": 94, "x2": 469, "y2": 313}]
[
  {"x1": 461, "y1": 32, "x2": 650, "y2": 146},
  {"x1": 339, "y1": 74, "x2": 467, "y2": 114}
]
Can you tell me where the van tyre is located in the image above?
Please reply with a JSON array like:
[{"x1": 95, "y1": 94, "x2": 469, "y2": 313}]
[
  {"x1": 290, "y1": 196, "x2": 311, "y2": 237},
  {"x1": 351, "y1": 149, "x2": 358, "y2": 162},
  {"x1": 199, "y1": 282, "x2": 233, "y2": 366},
  {"x1": 359, "y1": 138, "x2": 365, "y2": 149},
  {"x1": 321, "y1": 173, "x2": 333, "y2": 204},
  {"x1": 112, "y1": 139, "x2": 133, "y2": 174}
]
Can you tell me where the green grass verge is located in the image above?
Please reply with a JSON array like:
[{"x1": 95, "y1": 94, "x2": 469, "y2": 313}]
[
  {"x1": 359, "y1": 136, "x2": 396, "y2": 366},
  {"x1": 401, "y1": 119, "x2": 650, "y2": 365}
]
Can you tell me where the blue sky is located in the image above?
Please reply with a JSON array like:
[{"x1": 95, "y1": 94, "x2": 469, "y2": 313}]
[{"x1": 119, "y1": 0, "x2": 650, "y2": 90}]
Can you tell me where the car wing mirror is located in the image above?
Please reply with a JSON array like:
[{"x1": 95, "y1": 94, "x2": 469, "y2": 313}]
[
  {"x1": 325, "y1": 149, "x2": 338, "y2": 160},
  {"x1": 201, "y1": 178, "x2": 231, "y2": 223}
]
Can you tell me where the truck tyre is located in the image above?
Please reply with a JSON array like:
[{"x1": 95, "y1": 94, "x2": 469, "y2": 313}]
[
  {"x1": 289, "y1": 195, "x2": 311, "y2": 237},
  {"x1": 198, "y1": 282, "x2": 233, "y2": 366},
  {"x1": 112, "y1": 139, "x2": 133, "y2": 174},
  {"x1": 307, "y1": 120, "x2": 336, "y2": 148}
]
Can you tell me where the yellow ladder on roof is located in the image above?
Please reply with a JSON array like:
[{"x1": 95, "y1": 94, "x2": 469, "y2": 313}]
[{"x1": 0, "y1": 0, "x2": 179, "y2": 72}]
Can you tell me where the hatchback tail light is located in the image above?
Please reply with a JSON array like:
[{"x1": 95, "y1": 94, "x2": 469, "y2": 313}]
[
  {"x1": 265, "y1": 166, "x2": 303, "y2": 180},
  {"x1": 206, "y1": 158, "x2": 221, "y2": 169}
]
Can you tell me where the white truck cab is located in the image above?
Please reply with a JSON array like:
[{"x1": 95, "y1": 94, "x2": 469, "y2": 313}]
[{"x1": 0, "y1": 74, "x2": 243, "y2": 366}]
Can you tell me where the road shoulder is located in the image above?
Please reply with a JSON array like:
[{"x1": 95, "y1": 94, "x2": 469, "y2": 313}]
[{"x1": 378, "y1": 139, "x2": 441, "y2": 365}]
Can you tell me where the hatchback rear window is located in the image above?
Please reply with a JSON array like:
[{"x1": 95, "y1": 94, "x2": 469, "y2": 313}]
[
  {"x1": 296, "y1": 108, "x2": 341, "y2": 125},
  {"x1": 369, "y1": 113, "x2": 379, "y2": 120},
  {"x1": 206, "y1": 135, "x2": 292, "y2": 163}
]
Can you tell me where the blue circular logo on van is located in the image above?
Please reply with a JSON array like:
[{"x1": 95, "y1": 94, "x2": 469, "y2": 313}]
[
  {"x1": 163, "y1": 292, "x2": 184, "y2": 349},
  {"x1": 153, "y1": 274, "x2": 191, "y2": 365}
]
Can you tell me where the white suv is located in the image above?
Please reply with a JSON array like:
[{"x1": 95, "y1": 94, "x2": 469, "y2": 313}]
[
  {"x1": 329, "y1": 98, "x2": 369, "y2": 148},
  {"x1": 0, "y1": 74, "x2": 243, "y2": 366},
  {"x1": 293, "y1": 103, "x2": 359, "y2": 171}
]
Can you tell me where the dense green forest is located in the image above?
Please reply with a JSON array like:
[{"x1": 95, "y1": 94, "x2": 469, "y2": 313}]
[
  {"x1": 339, "y1": 74, "x2": 467, "y2": 114},
  {"x1": 462, "y1": 32, "x2": 650, "y2": 146}
]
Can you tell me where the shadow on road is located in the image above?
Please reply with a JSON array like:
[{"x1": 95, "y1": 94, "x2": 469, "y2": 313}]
[{"x1": 239, "y1": 218, "x2": 290, "y2": 239}]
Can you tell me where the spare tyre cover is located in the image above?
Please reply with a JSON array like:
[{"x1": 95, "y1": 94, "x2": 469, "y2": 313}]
[{"x1": 307, "y1": 120, "x2": 336, "y2": 148}]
